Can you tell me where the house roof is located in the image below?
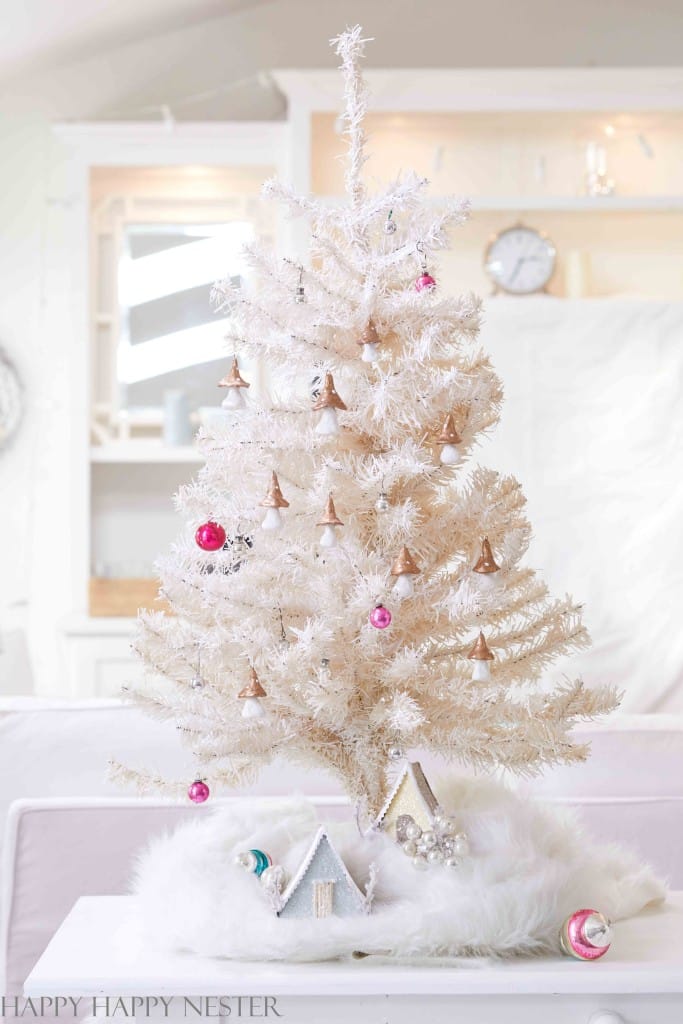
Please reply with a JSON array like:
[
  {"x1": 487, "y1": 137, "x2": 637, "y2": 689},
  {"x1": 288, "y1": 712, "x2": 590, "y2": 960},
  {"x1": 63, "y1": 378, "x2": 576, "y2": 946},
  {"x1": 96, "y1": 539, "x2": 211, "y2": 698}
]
[
  {"x1": 278, "y1": 826, "x2": 365, "y2": 913},
  {"x1": 374, "y1": 760, "x2": 439, "y2": 827}
]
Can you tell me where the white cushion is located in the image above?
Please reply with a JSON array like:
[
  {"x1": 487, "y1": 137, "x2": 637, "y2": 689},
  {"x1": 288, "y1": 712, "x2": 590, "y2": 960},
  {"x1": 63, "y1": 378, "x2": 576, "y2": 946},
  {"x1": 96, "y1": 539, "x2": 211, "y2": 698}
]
[
  {"x1": 517, "y1": 714, "x2": 683, "y2": 799},
  {"x1": 0, "y1": 796, "x2": 350, "y2": 997}
]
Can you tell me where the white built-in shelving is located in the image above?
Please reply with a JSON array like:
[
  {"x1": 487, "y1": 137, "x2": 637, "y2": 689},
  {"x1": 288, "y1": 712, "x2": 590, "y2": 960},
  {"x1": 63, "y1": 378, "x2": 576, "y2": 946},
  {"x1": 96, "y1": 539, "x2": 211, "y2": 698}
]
[{"x1": 43, "y1": 68, "x2": 683, "y2": 698}]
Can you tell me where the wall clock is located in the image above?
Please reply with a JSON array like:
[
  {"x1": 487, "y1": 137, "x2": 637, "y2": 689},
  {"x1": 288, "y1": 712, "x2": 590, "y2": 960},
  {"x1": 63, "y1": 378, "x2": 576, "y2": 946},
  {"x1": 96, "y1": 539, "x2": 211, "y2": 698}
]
[{"x1": 484, "y1": 224, "x2": 556, "y2": 295}]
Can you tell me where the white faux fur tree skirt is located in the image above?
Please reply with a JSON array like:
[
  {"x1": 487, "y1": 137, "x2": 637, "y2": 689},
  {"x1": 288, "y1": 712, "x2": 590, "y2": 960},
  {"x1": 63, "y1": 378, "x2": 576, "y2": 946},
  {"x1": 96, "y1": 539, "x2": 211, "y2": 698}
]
[{"x1": 133, "y1": 778, "x2": 665, "y2": 962}]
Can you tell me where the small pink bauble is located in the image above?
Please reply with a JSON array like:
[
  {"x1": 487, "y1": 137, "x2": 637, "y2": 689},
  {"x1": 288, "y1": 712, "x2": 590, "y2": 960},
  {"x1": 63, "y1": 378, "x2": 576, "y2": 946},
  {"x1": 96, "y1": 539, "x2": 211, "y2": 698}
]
[
  {"x1": 370, "y1": 604, "x2": 392, "y2": 629},
  {"x1": 195, "y1": 521, "x2": 226, "y2": 551},
  {"x1": 560, "y1": 908, "x2": 612, "y2": 961},
  {"x1": 415, "y1": 273, "x2": 436, "y2": 292},
  {"x1": 188, "y1": 779, "x2": 210, "y2": 804}
]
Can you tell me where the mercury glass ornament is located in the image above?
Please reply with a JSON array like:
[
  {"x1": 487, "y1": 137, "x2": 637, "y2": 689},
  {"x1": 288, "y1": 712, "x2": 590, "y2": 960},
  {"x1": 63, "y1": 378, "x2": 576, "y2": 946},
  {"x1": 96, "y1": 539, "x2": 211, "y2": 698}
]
[
  {"x1": 369, "y1": 604, "x2": 392, "y2": 629},
  {"x1": 388, "y1": 746, "x2": 404, "y2": 761},
  {"x1": 560, "y1": 909, "x2": 612, "y2": 961}
]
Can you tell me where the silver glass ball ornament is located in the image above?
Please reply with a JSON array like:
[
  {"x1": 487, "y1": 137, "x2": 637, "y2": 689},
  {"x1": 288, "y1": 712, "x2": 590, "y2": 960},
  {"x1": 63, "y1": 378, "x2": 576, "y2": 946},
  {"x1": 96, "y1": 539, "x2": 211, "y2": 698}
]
[
  {"x1": 190, "y1": 675, "x2": 203, "y2": 690},
  {"x1": 405, "y1": 820, "x2": 422, "y2": 841},
  {"x1": 432, "y1": 807, "x2": 447, "y2": 827},
  {"x1": 388, "y1": 745, "x2": 404, "y2": 761},
  {"x1": 453, "y1": 832, "x2": 469, "y2": 857},
  {"x1": 421, "y1": 829, "x2": 437, "y2": 849},
  {"x1": 234, "y1": 851, "x2": 257, "y2": 872},
  {"x1": 260, "y1": 864, "x2": 287, "y2": 891},
  {"x1": 375, "y1": 491, "x2": 390, "y2": 512}
]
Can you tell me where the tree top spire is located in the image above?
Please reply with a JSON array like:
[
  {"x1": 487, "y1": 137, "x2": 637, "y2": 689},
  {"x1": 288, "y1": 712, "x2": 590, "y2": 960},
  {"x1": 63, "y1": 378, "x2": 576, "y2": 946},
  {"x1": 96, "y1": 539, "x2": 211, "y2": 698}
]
[{"x1": 332, "y1": 25, "x2": 372, "y2": 209}]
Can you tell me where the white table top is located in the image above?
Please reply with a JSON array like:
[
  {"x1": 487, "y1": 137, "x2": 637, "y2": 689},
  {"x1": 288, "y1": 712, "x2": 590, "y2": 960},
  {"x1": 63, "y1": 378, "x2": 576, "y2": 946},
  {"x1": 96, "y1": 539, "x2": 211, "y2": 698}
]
[{"x1": 24, "y1": 893, "x2": 683, "y2": 998}]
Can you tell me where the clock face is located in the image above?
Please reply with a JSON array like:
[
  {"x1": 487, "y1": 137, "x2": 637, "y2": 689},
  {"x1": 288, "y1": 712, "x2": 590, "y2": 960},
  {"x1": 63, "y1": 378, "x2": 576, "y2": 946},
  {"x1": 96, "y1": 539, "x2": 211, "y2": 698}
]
[{"x1": 484, "y1": 225, "x2": 556, "y2": 295}]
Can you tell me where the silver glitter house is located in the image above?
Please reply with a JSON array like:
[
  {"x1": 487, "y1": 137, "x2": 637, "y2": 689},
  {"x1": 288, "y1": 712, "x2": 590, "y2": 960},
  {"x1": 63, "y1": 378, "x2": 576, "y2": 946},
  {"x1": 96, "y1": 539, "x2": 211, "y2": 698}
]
[
  {"x1": 373, "y1": 761, "x2": 439, "y2": 840},
  {"x1": 277, "y1": 827, "x2": 373, "y2": 919}
]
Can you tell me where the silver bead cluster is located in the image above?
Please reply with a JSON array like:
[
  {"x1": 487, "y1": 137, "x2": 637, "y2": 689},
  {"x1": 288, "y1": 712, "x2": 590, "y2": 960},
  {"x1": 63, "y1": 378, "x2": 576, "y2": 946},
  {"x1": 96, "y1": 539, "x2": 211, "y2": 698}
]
[{"x1": 397, "y1": 809, "x2": 469, "y2": 870}]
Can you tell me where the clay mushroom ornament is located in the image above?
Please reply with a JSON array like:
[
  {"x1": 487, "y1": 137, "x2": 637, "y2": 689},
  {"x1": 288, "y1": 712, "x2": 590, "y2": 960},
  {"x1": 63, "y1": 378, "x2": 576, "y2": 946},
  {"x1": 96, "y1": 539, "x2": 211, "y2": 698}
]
[
  {"x1": 218, "y1": 357, "x2": 250, "y2": 410},
  {"x1": 390, "y1": 545, "x2": 421, "y2": 598},
  {"x1": 317, "y1": 494, "x2": 344, "y2": 548},
  {"x1": 467, "y1": 630, "x2": 495, "y2": 681},
  {"x1": 259, "y1": 471, "x2": 290, "y2": 531},
  {"x1": 472, "y1": 537, "x2": 501, "y2": 591},
  {"x1": 313, "y1": 372, "x2": 347, "y2": 436},
  {"x1": 238, "y1": 667, "x2": 268, "y2": 719},
  {"x1": 357, "y1": 320, "x2": 382, "y2": 363},
  {"x1": 435, "y1": 413, "x2": 462, "y2": 465}
]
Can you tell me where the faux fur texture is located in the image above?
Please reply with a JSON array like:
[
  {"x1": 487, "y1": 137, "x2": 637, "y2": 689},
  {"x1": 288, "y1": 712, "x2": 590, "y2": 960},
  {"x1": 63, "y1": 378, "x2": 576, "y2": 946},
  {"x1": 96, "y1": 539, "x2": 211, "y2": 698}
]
[{"x1": 132, "y1": 778, "x2": 665, "y2": 961}]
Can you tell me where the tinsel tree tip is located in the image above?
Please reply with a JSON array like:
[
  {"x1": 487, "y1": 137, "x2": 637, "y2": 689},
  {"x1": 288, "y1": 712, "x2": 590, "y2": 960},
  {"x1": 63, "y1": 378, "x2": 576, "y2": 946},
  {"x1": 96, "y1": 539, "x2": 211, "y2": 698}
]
[
  {"x1": 330, "y1": 25, "x2": 372, "y2": 207},
  {"x1": 330, "y1": 24, "x2": 372, "y2": 60}
]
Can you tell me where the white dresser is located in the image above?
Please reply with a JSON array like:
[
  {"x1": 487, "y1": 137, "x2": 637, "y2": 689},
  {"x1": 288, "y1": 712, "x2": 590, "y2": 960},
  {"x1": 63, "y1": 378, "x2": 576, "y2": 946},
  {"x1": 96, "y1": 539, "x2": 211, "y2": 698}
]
[{"x1": 24, "y1": 894, "x2": 683, "y2": 1024}]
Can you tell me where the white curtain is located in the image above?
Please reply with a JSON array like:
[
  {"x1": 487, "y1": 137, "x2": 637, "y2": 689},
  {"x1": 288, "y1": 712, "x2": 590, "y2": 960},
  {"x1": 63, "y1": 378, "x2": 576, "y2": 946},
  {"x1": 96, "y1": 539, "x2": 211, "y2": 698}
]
[{"x1": 479, "y1": 297, "x2": 683, "y2": 712}]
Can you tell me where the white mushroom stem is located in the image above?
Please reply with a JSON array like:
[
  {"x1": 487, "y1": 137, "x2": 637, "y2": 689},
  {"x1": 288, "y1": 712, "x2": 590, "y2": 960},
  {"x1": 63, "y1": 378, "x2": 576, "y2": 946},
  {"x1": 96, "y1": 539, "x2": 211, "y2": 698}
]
[
  {"x1": 471, "y1": 660, "x2": 492, "y2": 682},
  {"x1": 393, "y1": 573, "x2": 414, "y2": 598},
  {"x1": 320, "y1": 525, "x2": 338, "y2": 548},
  {"x1": 261, "y1": 508, "x2": 283, "y2": 531},
  {"x1": 316, "y1": 408, "x2": 340, "y2": 435},
  {"x1": 222, "y1": 389, "x2": 246, "y2": 410},
  {"x1": 440, "y1": 443, "x2": 461, "y2": 465},
  {"x1": 360, "y1": 341, "x2": 379, "y2": 362},
  {"x1": 241, "y1": 697, "x2": 267, "y2": 719}
]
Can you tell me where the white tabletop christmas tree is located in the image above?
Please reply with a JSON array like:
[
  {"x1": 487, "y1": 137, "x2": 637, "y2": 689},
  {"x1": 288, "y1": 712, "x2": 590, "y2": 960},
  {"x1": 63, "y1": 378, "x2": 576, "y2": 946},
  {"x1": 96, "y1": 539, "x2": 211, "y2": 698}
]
[{"x1": 115, "y1": 26, "x2": 618, "y2": 818}]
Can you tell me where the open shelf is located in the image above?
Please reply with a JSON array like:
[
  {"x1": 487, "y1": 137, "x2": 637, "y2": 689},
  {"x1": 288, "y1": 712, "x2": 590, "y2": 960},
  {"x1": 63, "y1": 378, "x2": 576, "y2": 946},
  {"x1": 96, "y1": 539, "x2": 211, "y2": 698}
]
[
  {"x1": 317, "y1": 194, "x2": 683, "y2": 213},
  {"x1": 90, "y1": 442, "x2": 204, "y2": 464}
]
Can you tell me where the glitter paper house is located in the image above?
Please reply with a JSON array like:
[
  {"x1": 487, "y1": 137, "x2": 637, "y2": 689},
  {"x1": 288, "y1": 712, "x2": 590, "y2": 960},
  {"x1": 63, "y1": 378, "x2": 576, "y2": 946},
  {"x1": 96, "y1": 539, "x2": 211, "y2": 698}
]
[
  {"x1": 374, "y1": 761, "x2": 439, "y2": 840},
  {"x1": 277, "y1": 827, "x2": 372, "y2": 919}
]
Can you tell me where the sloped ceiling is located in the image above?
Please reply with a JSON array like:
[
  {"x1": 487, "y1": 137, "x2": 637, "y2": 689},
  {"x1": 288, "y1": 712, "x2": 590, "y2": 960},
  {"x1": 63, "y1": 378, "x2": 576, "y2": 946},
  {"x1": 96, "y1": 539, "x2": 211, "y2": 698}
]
[{"x1": 2, "y1": 0, "x2": 683, "y2": 122}]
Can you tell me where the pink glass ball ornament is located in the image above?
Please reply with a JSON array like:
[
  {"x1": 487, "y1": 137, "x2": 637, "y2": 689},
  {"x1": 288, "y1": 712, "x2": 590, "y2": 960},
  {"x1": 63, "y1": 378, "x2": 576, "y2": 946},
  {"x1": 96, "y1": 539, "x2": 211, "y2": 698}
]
[
  {"x1": 195, "y1": 521, "x2": 226, "y2": 552},
  {"x1": 415, "y1": 272, "x2": 436, "y2": 292},
  {"x1": 560, "y1": 909, "x2": 612, "y2": 961},
  {"x1": 369, "y1": 603, "x2": 392, "y2": 629},
  {"x1": 188, "y1": 779, "x2": 210, "y2": 804}
]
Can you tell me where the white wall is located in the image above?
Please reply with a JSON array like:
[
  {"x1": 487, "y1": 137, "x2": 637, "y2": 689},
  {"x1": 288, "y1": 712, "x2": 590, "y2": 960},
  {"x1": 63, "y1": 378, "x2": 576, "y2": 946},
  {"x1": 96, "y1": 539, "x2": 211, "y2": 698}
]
[{"x1": 1, "y1": 0, "x2": 683, "y2": 693}]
